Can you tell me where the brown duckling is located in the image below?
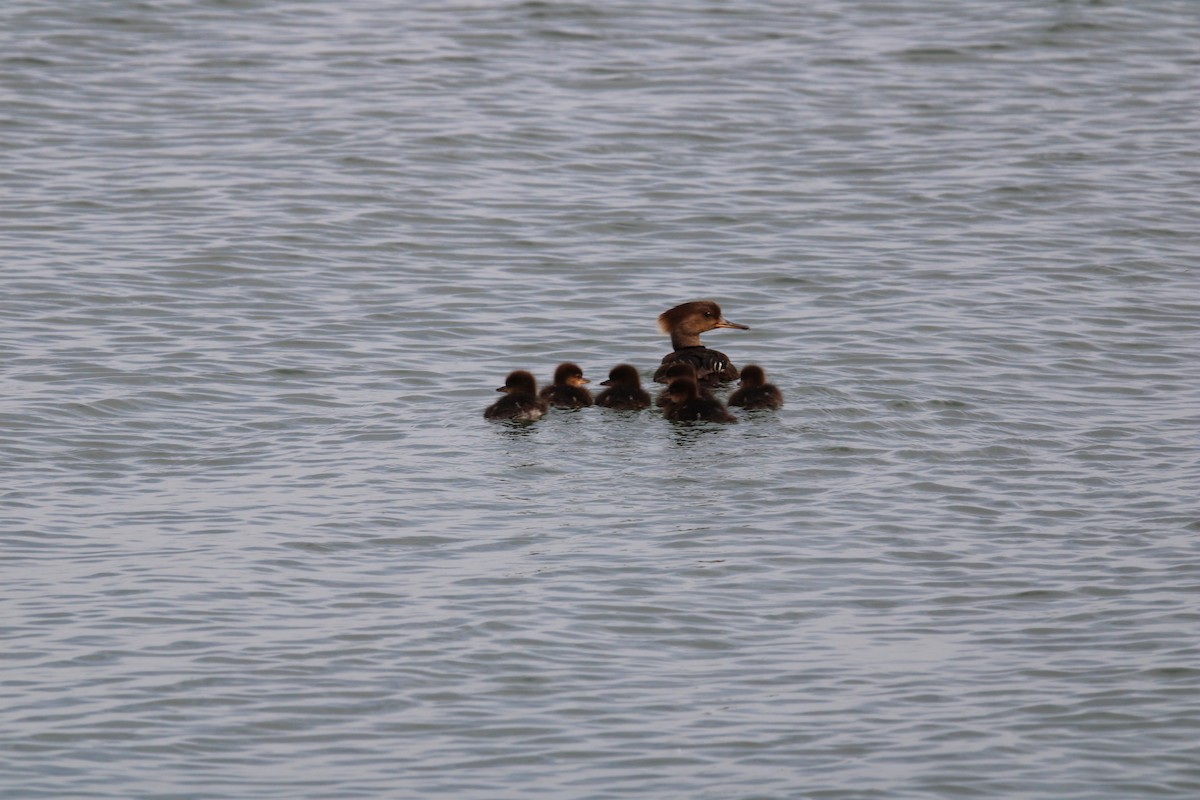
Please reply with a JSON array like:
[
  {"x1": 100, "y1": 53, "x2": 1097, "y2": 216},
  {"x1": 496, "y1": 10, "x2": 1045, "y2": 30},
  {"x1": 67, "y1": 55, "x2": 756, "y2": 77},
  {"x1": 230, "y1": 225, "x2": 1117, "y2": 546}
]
[
  {"x1": 654, "y1": 361, "x2": 717, "y2": 407},
  {"x1": 662, "y1": 376, "x2": 737, "y2": 424},
  {"x1": 484, "y1": 370, "x2": 549, "y2": 421},
  {"x1": 595, "y1": 363, "x2": 651, "y2": 410},
  {"x1": 727, "y1": 364, "x2": 783, "y2": 410},
  {"x1": 539, "y1": 362, "x2": 593, "y2": 408},
  {"x1": 653, "y1": 300, "x2": 749, "y2": 386}
]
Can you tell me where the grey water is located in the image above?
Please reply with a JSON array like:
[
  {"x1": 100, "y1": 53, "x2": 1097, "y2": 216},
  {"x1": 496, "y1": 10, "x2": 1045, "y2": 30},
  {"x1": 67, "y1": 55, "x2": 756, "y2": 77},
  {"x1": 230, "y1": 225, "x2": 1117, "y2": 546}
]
[{"x1": 3, "y1": 1, "x2": 1199, "y2": 797}]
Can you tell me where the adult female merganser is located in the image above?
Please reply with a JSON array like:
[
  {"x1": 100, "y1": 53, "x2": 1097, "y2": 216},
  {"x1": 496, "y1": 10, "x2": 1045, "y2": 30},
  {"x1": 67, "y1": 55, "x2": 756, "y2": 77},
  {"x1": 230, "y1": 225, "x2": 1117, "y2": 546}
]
[
  {"x1": 727, "y1": 364, "x2": 783, "y2": 410},
  {"x1": 661, "y1": 376, "x2": 737, "y2": 424},
  {"x1": 595, "y1": 363, "x2": 651, "y2": 410},
  {"x1": 539, "y1": 362, "x2": 593, "y2": 408},
  {"x1": 653, "y1": 300, "x2": 748, "y2": 386},
  {"x1": 484, "y1": 370, "x2": 549, "y2": 421}
]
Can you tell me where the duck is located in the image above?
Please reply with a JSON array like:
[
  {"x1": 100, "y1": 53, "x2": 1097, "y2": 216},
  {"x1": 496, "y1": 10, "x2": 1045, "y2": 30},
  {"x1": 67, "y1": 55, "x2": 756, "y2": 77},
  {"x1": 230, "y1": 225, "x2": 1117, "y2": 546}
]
[
  {"x1": 662, "y1": 376, "x2": 737, "y2": 424},
  {"x1": 653, "y1": 300, "x2": 748, "y2": 386},
  {"x1": 538, "y1": 362, "x2": 593, "y2": 408},
  {"x1": 595, "y1": 363, "x2": 652, "y2": 410},
  {"x1": 727, "y1": 364, "x2": 783, "y2": 410},
  {"x1": 484, "y1": 370, "x2": 549, "y2": 421},
  {"x1": 654, "y1": 361, "x2": 717, "y2": 407}
]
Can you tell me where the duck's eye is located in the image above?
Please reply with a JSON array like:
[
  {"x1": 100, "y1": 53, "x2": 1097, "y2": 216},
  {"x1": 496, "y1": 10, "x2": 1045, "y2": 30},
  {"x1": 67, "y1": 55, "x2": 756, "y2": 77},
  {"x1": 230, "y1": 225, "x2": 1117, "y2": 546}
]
[{"x1": 704, "y1": 311, "x2": 712, "y2": 317}]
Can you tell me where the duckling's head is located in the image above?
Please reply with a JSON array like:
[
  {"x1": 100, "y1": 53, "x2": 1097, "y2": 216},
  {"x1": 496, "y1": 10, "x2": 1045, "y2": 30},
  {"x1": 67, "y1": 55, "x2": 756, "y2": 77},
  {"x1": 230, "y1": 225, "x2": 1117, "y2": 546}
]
[
  {"x1": 498, "y1": 370, "x2": 538, "y2": 395},
  {"x1": 738, "y1": 364, "x2": 766, "y2": 387},
  {"x1": 552, "y1": 362, "x2": 589, "y2": 387},
  {"x1": 666, "y1": 376, "x2": 700, "y2": 403},
  {"x1": 658, "y1": 300, "x2": 749, "y2": 348},
  {"x1": 601, "y1": 363, "x2": 641, "y2": 387}
]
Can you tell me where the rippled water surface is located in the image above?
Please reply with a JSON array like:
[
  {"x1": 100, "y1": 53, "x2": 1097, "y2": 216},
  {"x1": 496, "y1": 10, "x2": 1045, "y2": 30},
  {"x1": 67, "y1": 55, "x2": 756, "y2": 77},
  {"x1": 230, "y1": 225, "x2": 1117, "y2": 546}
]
[{"x1": 3, "y1": 1, "x2": 1199, "y2": 797}]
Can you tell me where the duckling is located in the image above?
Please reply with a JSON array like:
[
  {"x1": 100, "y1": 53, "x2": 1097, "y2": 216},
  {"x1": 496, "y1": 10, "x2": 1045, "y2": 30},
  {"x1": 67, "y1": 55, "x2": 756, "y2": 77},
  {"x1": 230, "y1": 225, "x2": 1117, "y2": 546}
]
[
  {"x1": 654, "y1": 361, "x2": 717, "y2": 407},
  {"x1": 539, "y1": 362, "x2": 593, "y2": 408},
  {"x1": 653, "y1": 300, "x2": 749, "y2": 386},
  {"x1": 595, "y1": 363, "x2": 651, "y2": 410},
  {"x1": 662, "y1": 376, "x2": 737, "y2": 424},
  {"x1": 484, "y1": 370, "x2": 549, "y2": 421},
  {"x1": 727, "y1": 364, "x2": 783, "y2": 410}
]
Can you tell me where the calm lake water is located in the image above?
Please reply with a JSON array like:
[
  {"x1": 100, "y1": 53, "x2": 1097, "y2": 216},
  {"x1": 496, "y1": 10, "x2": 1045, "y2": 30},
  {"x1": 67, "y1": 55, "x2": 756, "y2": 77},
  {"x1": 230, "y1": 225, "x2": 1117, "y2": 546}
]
[{"x1": 3, "y1": 1, "x2": 1199, "y2": 798}]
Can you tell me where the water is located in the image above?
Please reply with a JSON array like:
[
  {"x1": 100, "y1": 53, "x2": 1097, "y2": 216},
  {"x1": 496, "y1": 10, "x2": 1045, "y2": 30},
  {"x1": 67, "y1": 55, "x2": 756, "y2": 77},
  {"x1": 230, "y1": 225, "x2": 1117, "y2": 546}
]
[{"x1": 3, "y1": 1, "x2": 1199, "y2": 797}]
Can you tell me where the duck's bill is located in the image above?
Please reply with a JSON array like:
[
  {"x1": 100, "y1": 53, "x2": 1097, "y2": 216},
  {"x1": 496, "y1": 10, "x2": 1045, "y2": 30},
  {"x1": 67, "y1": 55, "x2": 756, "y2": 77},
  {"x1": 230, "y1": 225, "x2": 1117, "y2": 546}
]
[{"x1": 715, "y1": 319, "x2": 750, "y2": 330}]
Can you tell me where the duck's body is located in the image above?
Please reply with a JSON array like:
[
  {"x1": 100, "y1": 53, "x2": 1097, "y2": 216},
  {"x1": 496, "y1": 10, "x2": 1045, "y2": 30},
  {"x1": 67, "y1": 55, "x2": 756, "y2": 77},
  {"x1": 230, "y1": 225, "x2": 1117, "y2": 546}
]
[
  {"x1": 655, "y1": 346, "x2": 736, "y2": 386},
  {"x1": 727, "y1": 364, "x2": 783, "y2": 410},
  {"x1": 485, "y1": 370, "x2": 549, "y2": 421},
  {"x1": 539, "y1": 362, "x2": 592, "y2": 408},
  {"x1": 724, "y1": 367, "x2": 782, "y2": 410},
  {"x1": 662, "y1": 376, "x2": 737, "y2": 424},
  {"x1": 654, "y1": 362, "x2": 716, "y2": 407},
  {"x1": 595, "y1": 364, "x2": 651, "y2": 410},
  {"x1": 653, "y1": 300, "x2": 748, "y2": 386}
]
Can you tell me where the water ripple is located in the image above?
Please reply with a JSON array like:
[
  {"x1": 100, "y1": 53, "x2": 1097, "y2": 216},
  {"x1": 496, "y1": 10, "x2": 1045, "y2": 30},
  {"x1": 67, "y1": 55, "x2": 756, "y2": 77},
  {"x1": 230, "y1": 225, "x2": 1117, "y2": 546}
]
[{"x1": 3, "y1": 0, "x2": 1200, "y2": 798}]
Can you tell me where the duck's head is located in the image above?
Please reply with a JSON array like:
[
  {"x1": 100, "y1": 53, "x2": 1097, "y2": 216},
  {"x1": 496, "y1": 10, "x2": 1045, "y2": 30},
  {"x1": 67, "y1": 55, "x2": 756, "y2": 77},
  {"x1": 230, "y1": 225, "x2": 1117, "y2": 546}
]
[
  {"x1": 552, "y1": 362, "x2": 589, "y2": 387},
  {"x1": 658, "y1": 300, "x2": 748, "y2": 347},
  {"x1": 665, "y1": 376, "x2": 700, "y2": 403},
  {"x1": 738, "y1": 364, "x2": 766, "y2": 388},
  {"x1": 601, "y1": 363, "x2": 641, "y2": 387},
  {"x1": 498, "y1": 370, "x2": 538, "y2": 394}
]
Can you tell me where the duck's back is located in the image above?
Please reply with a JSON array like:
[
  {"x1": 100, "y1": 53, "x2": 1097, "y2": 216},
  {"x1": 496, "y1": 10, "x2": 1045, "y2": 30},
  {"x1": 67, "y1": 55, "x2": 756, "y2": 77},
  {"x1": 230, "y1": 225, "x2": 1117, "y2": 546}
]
[
  {"x1": 654, "y1": 346, "x2": 738, "y2": 385},
  {"x1": 728, "y1": 383, "x2": 783, "y2": 410},
  {"x1": 666, "y1": 397, "x2": 737, "y2": 424},
  {"x1": 485, "y1": 392, "x2": 548, "y2": 420},
  {"x1": 596, "y1": 385, "x2": 650, "y2": 410},
  {"x1": 539, "y1": 385, "x2": 593, "y2": 408}
]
